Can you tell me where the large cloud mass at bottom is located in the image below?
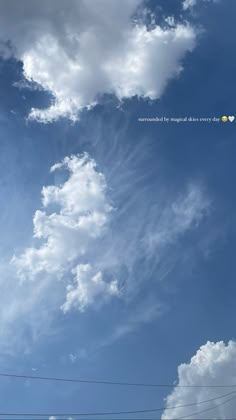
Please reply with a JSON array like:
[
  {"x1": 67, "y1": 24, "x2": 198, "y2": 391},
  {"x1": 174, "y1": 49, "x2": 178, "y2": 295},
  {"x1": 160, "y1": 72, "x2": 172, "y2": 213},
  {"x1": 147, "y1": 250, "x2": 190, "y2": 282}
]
[{"x1": 162, "y1": 341, "x2": 236, "y2": 419}]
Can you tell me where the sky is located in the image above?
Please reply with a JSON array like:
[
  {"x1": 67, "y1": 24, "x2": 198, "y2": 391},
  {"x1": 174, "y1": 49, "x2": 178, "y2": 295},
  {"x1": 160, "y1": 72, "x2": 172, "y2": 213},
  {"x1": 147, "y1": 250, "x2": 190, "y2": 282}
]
[{"x1": 0, "y1": 0, "x2": 236, "y2": 419}]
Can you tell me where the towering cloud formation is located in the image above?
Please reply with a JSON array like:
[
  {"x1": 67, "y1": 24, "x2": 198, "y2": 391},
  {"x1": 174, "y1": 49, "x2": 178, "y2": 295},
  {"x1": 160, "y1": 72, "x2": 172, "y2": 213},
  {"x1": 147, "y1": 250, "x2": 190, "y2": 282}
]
[
  {"x1": 0, "y1": 149, "x2": 209, "y2": 353},
  {"x1": 162, "y1": 341, "x2": 236, "y2": 419},
  {"x1": 12, "y1": 154, "x2": 117, "y2": 311}
]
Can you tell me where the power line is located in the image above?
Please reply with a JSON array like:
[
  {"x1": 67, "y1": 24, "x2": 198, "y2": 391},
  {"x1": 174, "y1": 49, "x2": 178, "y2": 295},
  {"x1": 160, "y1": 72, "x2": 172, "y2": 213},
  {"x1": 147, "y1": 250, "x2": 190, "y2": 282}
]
[
  {"x1": 0, "y1": 390, "x2": 235, "y2": 418},
  {"x1": 0, "y1": 372, "x2": 236, "y2": 388}
]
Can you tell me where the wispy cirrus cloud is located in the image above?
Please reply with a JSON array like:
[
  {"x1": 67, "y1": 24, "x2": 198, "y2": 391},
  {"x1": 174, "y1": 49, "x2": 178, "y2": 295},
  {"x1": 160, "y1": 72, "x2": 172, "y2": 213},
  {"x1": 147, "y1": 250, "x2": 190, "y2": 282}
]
[
  {"x1": 144, "y1": 184, "x2": 209, "y2": 256},
  {"x1": 12, "y1": 152, "x2": 210, "y2": 313},
  {"x1": 0, "y1": 149, "x2": 210, "y2": 354},
  {"x1": 99, "y1": 298, "x2": 167, "y2": 349}
]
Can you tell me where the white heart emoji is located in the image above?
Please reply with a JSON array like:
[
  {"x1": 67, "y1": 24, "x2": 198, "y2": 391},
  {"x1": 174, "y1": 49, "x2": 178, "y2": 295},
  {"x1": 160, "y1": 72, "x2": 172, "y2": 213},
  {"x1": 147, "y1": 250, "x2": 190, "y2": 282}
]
[{"x1": 228, "y1": 116, "x2": 235, "y2": 122}]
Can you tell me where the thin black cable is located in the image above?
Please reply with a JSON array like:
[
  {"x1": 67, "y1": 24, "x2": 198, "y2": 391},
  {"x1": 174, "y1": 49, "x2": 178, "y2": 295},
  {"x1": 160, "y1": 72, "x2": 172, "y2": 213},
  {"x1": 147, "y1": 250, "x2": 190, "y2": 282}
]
[
  {"x1": 0, "y1": 372, "x2": 236, "y2": 388},
  {"x1": 0, "y1": 390, "x2": 235, "y2": 417}
]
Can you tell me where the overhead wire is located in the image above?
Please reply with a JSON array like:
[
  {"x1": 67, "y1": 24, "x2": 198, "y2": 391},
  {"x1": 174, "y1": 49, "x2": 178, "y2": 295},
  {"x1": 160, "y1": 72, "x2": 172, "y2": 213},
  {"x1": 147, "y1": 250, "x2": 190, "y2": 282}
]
[
  {"x1": 0, "y1": 372, "x2": 236, "y2": 388},
  {"x1": 0, "y1": 389, "x2": 235, "y2": 418}
]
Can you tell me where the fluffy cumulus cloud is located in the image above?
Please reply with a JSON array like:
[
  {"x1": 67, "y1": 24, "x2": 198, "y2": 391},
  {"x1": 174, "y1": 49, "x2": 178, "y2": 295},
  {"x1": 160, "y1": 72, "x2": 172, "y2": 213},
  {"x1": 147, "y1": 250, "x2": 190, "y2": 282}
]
[
  {"x1": 13, "y1": 153, "x2": 111, "y2": 278},
  {"x1": 0, "y1": 149, "x2": 211, "y2": 353},
  {"x1": 162, "y1": 341, "x2": 236, "y2": 419},
  {"x1": 62, "y1": 264, "x2": 119, "y2": 313},
  {"x1": 0, "y1": 0, "x2": 196, "y2": 122},
  {"x1": 12, "y1": 160, "x2": 209, "y2": 315},
  {"x1": 12, "y1": 153, "x2": 117, "y2": 312}
]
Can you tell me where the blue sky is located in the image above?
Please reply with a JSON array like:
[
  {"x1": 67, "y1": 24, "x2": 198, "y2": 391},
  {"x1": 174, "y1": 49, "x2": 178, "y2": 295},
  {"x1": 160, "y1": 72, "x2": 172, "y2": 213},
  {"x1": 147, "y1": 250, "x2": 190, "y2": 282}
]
[{"x1": 0, "y1": 0, "x2": 236, "y2": 419}]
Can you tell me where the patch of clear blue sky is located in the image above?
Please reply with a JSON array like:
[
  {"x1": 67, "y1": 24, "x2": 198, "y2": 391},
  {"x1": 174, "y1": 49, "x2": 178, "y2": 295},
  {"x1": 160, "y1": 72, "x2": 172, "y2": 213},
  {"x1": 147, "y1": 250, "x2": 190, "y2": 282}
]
[{"x1": 0, "y1": 0, "x2": 235, "y2": 417}]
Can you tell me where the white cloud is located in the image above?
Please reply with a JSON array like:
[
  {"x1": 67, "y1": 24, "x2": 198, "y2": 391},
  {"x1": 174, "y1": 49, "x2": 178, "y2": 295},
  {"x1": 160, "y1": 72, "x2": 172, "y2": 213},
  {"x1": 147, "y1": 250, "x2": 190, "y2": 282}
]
[
  {"x1": 162, "y1": 340, "x2": 236, "y2": 419},
  {"x1": 0, "y1": 0, "x2": 196, "y2": 122},
  {"x1": 183, "y1": 0, "x2": 219, "y2": 10},
  {"x1": 12, "y1": 153, "x2": 119, "y2": 313},
  {"x1": 183, "y1": 0, "x2": 198, "y2": 8},
  {"x1": 69, "y1": 348, "x2": 87, "y2": 364},
  {"x1": 11, "y1": 150, "x2": 209, "y2": 311},
  {"x1": 11, "y1": 152, "x2": 210, "y2": 319},
  {"x1": 0, "y1": 145, "x2": 210, "y2": 354},
  {"x1": 99, "y1": 298, "x2": 166, "y2": 348},
  {"x1": 144, "y1": 184, "x2": 209, "y2": 255},
  {"x1": 62, "y1": 263, "x2": 119, "y2": 313},
  {"x1": 12, "y1": 153, "x2": 112, "y2": 281}
]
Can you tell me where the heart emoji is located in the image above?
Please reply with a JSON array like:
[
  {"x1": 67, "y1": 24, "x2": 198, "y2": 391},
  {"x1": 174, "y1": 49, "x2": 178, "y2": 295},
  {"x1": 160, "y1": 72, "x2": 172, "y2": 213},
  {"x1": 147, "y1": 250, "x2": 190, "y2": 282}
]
[{"x1": 228, "y1": 116, "x2": 235, "y2": 122}]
